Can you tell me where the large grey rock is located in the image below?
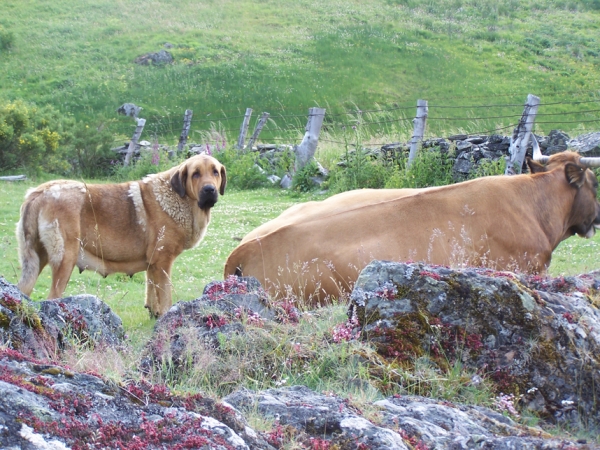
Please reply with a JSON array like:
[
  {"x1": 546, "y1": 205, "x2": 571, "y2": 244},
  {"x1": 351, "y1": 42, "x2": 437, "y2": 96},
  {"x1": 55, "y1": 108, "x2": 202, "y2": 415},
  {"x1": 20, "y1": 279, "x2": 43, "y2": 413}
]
[
  {"x1": 225, "y1": 386, "x2": 586, "y2": 449},
  {"x1": 140, "y1": 276, "x2": 298, "y2": 381},
  {"x1": 134, "y1": 49, "x2": 173, "y2": 65},
  {"x1": 0, "y1": 278, "x2": 125, "y2": 360},
  {"x1": 349, "y1": 261, "x2": 600, "y2": 429},
  {"x1": 568, "y1": 131, "x2": 600, "y2": 157},
  {"x1": 224, "y1": 386, "x2": 409, "y2": 449},
  {"x1": 540, "y1": 130, "x2": 569, "y2": 155}
]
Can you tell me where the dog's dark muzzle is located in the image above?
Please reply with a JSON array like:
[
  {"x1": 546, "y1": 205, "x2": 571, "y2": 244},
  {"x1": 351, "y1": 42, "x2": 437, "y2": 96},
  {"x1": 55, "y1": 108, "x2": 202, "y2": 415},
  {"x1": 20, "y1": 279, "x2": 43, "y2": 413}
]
[{"x1": 198, "y1": 185, "x2": 218, "y2": 210}]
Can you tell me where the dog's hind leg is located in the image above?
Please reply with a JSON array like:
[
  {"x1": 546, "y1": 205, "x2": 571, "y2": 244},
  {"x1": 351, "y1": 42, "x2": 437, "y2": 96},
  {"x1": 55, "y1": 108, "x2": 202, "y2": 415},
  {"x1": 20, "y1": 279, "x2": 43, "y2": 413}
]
[
  {"x1": 16, "y1": 212, "x2": 47, "y2": 296},
  {"x1": 48, "y1": 243, "x2": 78, "y2": 299},
  {"x1": 38, "y1": 216, "x2": 77, "y2": 299},
  {"x1": 145, "y1": 261, "x2": 173, "y2": 317}
]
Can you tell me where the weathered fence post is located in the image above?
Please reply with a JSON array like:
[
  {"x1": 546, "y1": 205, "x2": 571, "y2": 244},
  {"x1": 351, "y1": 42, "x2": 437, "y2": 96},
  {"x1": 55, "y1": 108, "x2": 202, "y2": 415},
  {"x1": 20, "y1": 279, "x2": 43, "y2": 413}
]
[
  {"x1": 295, "y1": 107, "x2": 326, "y2": 172},
  {"x1": 237, "y1": 108, "x2": 253, "y2": 150},
  {"x1": 124, "y1": 118, "x2": 146, "y2": 166},
  {"x1": 407, "y1": 99, "x2": 428, "y2": 168},
  {"x1": 505, "y1": 94, "x2": 540, "y2": 175},
  {"x1": 177, "y1": 109, "x2": 193, "y2": 155},
  {"x1": 245, "y1": 112, "x2": 270, "y2": 151}
]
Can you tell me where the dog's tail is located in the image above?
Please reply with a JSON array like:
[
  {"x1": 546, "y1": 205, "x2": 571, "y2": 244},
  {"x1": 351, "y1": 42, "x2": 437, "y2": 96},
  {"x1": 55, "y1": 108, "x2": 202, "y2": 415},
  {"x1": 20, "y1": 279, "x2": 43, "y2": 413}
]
[{"x1": 16, "y1": 189, "x2": 43, "y2": 296}]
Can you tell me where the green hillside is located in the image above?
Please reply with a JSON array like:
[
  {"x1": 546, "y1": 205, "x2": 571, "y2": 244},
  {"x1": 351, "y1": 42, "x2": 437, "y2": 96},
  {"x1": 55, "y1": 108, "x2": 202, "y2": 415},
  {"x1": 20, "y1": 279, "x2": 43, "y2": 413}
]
[{"x1": 1, "y1": 0, "x2": 600, "y2": 145}]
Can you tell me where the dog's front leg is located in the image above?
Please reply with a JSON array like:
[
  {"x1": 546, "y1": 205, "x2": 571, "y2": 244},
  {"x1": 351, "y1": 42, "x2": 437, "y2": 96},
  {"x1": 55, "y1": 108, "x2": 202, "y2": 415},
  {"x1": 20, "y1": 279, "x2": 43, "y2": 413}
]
[{"x1": 145, "y1": 262, "x2": 174, "y2": 318}]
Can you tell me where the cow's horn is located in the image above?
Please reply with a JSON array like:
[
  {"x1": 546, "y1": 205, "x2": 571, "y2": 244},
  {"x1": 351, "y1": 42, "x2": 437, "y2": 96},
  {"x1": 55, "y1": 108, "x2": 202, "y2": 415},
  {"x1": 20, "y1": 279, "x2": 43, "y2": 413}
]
[
  {"x1": 579, "y1": 156, "x2": 600, "y2": 167},
  {"x1": 531, "y1": 135, "x2": 549, "y2": 164}
]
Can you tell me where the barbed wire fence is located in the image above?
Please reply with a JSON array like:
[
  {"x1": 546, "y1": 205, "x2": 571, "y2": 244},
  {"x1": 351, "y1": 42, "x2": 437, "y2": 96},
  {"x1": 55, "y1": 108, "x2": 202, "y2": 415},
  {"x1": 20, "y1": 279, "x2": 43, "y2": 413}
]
[{"x1": 109, "y1": 92, "x2": 600, "y2": 170}]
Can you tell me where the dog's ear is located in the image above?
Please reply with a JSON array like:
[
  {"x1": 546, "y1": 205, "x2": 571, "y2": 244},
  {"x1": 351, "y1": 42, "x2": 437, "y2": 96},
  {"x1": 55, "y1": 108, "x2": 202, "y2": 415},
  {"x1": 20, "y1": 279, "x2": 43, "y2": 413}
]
[
  {"x1": 219, "y1": 165, "x2": 227, "y2": 196},
  {"x1": 170, "y1": 165, "x2": 188, "y2": 198}
]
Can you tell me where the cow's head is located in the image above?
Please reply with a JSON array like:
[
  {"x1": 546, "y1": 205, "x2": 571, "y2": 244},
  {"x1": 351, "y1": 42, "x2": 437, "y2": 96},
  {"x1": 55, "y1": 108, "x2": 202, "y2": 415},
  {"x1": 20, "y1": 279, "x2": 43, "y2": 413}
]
[{"x1": 527, "y1": 136, "x2": 600, "y2": 239}]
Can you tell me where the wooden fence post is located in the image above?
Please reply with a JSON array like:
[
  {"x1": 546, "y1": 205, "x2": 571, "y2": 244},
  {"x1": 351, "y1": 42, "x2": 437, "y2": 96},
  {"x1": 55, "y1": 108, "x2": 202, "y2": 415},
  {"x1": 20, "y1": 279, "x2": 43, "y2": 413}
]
[
  {"x1": 124, "y1": 118, "x2": 146, "y2": 166},
  {"x1": 407, "y1": 99, "x2": 428, "y2": 168},
  {"x1": 237, "y1": 108, "x2": 253, "y2": 150},
  {"x1": 177, "y1": 109, "x2": 193, "y2": 154},
  {"x1": 245, "y1": 112, "x2": 270, "y2": 151},
  {"x1": 295, "y1": 107, "x2": 326, "y2": 172},
  {"x1": 505, "y1": 94, "x2": 540, "y2": 175}
]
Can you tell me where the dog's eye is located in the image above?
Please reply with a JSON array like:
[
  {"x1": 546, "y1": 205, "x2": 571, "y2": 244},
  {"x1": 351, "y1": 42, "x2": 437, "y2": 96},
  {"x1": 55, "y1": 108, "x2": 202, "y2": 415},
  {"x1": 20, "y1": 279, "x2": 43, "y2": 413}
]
[
  {"x1": 213, "y1": 169, "x2": 219, "y2": 177},
  {"x1": 192, "y1": 172, "x2": 200, "y2": 179}
]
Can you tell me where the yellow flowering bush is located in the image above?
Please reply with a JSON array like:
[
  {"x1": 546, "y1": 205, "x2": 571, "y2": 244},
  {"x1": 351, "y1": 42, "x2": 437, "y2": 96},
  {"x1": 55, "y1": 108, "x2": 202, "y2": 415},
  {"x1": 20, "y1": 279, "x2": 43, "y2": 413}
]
[{"x1": 0, "y1": 100, "x2": 69, "y2": 174}]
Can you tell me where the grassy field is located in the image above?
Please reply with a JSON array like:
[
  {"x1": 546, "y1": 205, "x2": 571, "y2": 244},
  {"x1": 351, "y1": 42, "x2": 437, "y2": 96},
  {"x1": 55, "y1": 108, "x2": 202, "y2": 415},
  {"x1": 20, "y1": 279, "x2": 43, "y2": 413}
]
[
  {"x1": 2, "y1": 177, "x2": 600, "y2": 337},
  {"x1": 1, "y1": 0, "x2": 600, "y2": 146}
]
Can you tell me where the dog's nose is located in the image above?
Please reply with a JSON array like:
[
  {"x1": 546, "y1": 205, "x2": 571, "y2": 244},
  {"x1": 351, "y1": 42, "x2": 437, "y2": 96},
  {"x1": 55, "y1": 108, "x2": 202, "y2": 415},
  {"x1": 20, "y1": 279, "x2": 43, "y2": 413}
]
[{"x1": 202, "y1": 185, "x2": 216, "y2": 194}]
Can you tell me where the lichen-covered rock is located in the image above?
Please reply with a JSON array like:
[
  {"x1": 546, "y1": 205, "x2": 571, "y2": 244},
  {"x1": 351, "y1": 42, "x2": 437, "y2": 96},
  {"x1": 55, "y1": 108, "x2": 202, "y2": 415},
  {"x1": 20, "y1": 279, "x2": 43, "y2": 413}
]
[
  {"x1": 349, "y1": 261, "x2": 600, "y2": 429},
  {"x1": 0, "y1": 278, "x2": 125, "y2": 360},
  {"x1": 0, "y1": 347, "x2": 272, "y2": 449},
  {"x1": 224, "y1": 386, "x2": 587, "y2": 450},
  {"x1": 141, "y1": 276, "x2": 298, "y2": 381},
  {"x1": 375, "y1": 395, "x2": 585, "y2": 449},
  {"x1": 40, "y1": 294, "x2": 126, "y2": 348},
  {"x1": 568, "y1": 131, "x2": 600, "y2": 157},
  {"x1": 224, "y1": 385, "x2": 410, "y2": 449}
]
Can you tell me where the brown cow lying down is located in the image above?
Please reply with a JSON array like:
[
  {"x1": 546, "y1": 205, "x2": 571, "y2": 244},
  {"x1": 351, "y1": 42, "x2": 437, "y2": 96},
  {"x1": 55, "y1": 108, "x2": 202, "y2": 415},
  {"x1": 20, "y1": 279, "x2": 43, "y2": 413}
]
[
  {"x1": 224, "y1": 151, "x2": 600, "y2": 306},
  {"x1": 17, "y1": 154, "x2": 227, "y2": 317}
]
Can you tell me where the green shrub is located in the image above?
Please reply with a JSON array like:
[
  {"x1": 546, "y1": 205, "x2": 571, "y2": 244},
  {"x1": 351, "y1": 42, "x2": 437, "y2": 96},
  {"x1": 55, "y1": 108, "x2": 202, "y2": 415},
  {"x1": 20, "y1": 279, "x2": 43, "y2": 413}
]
[
  {"x1": 291, "y1": 159, "x2": 321, "y2": 192},
  {"x1": 327, "y1": 147, "x2": 391, "y2": 193},
  {"x1": 469, "y1": 157, "x2": 506, "y2": 179},
  {"x1": 0, "y1": 100, "x2": 71, "y2": 175},
  {"x1": 0, "y1": 26, "x2": 14, "y2": 52},
  {"x1": 214, "y1": 147, "x2": 269, "y2": 190},
  {"x1": 385, "y1": 148, "x2": 455, "y2": 189},
  {"x1": 64, "y1": 121, "x2": 117, "y2": 178}
]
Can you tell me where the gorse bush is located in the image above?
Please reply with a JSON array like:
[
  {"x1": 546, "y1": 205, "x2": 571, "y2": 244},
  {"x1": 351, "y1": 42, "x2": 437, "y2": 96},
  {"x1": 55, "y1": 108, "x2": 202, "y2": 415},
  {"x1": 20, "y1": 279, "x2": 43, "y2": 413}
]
[{"x1": 0, "y1": 100, "x2": 69, "y2": 175}]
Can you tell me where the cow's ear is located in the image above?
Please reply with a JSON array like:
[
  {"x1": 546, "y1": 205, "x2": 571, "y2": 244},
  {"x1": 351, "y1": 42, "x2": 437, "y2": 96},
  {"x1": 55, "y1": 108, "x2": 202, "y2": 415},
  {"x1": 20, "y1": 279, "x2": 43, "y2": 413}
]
[
  {"x1": 219, "y1": 165, "x2": 227, "y2": 196},
  {"x1": 170, "y1": 165, "x2": 188, "y2": 198},
  {"x1": 526, "y1": 157, "x2": 547, "y2": 174},
  {"x1": 565, "y1": 163, "x2": 586, "y2": 189}
]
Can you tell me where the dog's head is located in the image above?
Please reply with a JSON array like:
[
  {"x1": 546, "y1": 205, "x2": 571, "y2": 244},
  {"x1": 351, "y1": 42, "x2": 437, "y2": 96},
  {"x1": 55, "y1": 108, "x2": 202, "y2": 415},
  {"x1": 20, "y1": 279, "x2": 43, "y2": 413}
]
[{"x1": 170, "y1": 154, "x2": 227, "y2": 210}]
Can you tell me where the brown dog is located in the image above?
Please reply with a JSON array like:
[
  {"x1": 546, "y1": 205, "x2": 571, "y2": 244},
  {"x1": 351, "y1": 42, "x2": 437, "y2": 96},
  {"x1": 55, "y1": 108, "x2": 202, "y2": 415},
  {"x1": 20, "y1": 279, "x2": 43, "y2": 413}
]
[{"x1": 16, "y1": 154, "x2": 226, "y2": 317}]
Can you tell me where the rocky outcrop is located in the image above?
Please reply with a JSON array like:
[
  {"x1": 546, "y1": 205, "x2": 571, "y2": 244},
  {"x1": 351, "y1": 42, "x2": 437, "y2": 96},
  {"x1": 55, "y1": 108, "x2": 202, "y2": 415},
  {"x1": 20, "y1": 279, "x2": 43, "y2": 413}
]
[
  {"x1": 1, "y1": 273, "x2": 598, "y2": 448},
  {"x1": 134, "y1": 49, "x2": 173, "y2": 66},
  {"x1": 349, "y1": 261, "x2": 600, "y2": 431},
  {"x1": 140, "y1": 276, "x2": 298, "y2": 380},
  {"x1": 0, "y1": 277, "x2": 125, "y2": 360},
  {"x1": 225, "y1": 386, "x2": 588, "y2": 450}
]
